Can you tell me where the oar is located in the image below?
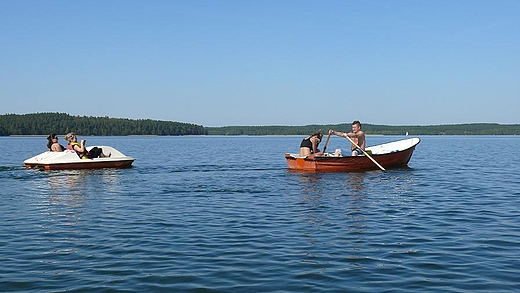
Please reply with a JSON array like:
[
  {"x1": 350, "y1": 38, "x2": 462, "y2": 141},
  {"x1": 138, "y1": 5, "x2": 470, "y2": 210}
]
[
  {"x1": 322, "y1": 132, "x2": 332, "y2": 152},
  {"x1": 344, "y1": 135, "x2": 386, "y2": 171}
]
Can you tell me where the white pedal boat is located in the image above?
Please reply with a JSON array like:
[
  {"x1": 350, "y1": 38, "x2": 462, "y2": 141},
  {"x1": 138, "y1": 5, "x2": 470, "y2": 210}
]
[{"x1": 24, "y1": 146, "x2": 135, "y2": 170}]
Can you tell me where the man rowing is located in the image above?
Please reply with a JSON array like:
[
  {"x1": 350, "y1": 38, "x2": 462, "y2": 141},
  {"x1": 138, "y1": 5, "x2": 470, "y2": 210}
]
[{"x1": 329, "y1": 120, "x2": 366, "y2": 156}]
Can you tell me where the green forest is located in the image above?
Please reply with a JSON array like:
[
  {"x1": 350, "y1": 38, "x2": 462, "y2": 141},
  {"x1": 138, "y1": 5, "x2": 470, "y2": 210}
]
[
  {"x1": 206, "y1": 123, "x2": 520, "y2": 135},
  {"x1": 0, "y1": 113, "x2": 206, "y2": 136},
  {"x1": 1, "y1": 113, "x2": 519, "y2": 136}
]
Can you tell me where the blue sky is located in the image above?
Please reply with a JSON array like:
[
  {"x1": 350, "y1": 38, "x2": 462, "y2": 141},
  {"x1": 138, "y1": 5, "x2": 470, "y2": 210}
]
[{"x1": 1, "y1": 1, "x2": 519, "y2": 126}]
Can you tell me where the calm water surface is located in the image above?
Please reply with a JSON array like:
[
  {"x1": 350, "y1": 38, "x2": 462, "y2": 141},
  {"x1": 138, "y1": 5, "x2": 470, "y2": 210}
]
[{"x1": 1, "y1": 135, "x2": 519, "y2": 292}]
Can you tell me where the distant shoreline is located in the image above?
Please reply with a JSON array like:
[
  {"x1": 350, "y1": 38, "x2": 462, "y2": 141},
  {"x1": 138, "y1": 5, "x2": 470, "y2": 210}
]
[
  {"x1": 205, "y1": 123, "x2": 520, "y2": 136},
  {"x1": 1, "y1": 113, "x2": 519, "y2": 136}
]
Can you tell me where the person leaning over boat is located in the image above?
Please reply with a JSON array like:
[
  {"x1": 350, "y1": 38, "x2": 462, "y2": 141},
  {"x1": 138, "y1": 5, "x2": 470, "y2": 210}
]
[
  {"x1": 47, "y1": 133, "x2": 65, "y2": 152},
  {"x1": 64, "y1": 132, "x2": 110, "y2": 159},
  {"x1": 299, "y1": 131, "x2": 325, "y2": 157},
  {"x1": 329, "y1": 120, "x2": 366, "y2": 156}
]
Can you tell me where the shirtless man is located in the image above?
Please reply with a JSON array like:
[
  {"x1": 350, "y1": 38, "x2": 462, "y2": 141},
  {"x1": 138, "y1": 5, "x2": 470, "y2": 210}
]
[{"x1": 329, "y1": 120, "x2": 366, "y2": 156}]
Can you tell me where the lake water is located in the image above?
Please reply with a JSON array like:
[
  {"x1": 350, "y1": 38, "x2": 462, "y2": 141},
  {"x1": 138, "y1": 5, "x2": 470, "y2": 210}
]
[{"x1": 1, "y1": 135, "x2": 519, "y2": 292}]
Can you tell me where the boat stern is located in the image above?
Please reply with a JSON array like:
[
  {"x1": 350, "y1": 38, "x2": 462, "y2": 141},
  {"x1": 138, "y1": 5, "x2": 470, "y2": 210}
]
[{"x1": 285, "y1": 153, "x2": 317, "y2": 171}]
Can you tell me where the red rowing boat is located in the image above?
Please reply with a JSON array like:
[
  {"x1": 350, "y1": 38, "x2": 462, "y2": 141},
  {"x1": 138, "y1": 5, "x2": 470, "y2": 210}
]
[{"x1": 285, "y1": 137, "x2": 420, "y2": 172}]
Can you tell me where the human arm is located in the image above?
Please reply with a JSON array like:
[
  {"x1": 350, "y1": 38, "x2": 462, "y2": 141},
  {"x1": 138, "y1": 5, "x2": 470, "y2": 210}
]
[
  {"x1": 330, "y1": 129, "x2": 366, "y2": 150},
  {"x1": 346, "y1": 131, "x2": 366, "y2": 150},
  {"x1": 338, "y1": 131, "x2": 363, "y2": 139},
  {"x1": 329, "y1": 129, "x2": 350, "y2": 138},
  {"x1": 310, "y1": 137, "x2": 320, "y2": 154},
  {"x1": 310, "y1": 137, "x2": 325, "y2": 156},
  {"x1": 73, "y1": 140, "x2": 87, "y2": 153}
]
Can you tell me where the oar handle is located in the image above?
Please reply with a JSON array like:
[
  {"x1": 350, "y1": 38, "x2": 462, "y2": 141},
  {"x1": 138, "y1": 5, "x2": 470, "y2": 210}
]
[
  {"x1": 345, "y1": 135, "x2": 385, "y2": 171},
  {"x1": 322, "y1": 132, "x2": 332, "y2": 152}
]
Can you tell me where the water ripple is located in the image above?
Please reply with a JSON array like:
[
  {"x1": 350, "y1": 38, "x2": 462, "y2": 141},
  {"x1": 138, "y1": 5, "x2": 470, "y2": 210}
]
[{"x1": 1, "y1": 136, "x2": 519, "y2": 292}]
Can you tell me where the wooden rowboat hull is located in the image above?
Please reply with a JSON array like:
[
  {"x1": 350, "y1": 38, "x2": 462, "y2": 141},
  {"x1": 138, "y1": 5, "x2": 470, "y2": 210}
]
[{"x1": 285, "y1": 137, "x2": 420, "y2": 172}]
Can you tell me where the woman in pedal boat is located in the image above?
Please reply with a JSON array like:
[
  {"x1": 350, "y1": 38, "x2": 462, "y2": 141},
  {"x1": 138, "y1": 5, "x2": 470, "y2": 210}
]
[
  {"x1": 47, "y1": 133, "x2": 65, "y2": 152},
  {"x1": 65, "y1": 132, "x2": 110, "y2": 159}
]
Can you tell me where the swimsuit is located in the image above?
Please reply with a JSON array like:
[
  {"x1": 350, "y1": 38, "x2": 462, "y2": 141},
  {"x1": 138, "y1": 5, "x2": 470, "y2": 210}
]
[
  {"x1": 352, "y1": 148, "x2": 363, "y2": 156},
  {"x1": 300, "y1": 137, "x2": 314, "y2": 153},
  {"x1": 338, "y1": 147, "x2": 363, "y2": 156},
  {"x1": 69, "y1": 142, "x2": 88, "y2": 159}
]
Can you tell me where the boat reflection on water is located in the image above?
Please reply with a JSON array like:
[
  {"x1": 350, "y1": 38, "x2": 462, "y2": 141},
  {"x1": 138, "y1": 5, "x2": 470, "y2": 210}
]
[
  {"x1": 34, "y1": 169, "x2": 127, "y2": 240},
  {"x1": 293, "y1": 171, "x2": 370, "y2": 224},
  {"x1": 292, "y1": 171, "x2": 372, "y2": 269},
  {"x1": 343, "y1": 172, "x2": 368, "y2": 236},
  {"x1": 347, "y1": 172, "x2": 366, "y2": 194},
  {"x1": 293, "y1": 171, "x2": 368, "y2": 198},
  {"x1": 46, "y1": 169, "x2": 125, "y2": 195},
  {"x1": 47, "y1": 170, "x2": 88, "y2": 197},
  {"x1": 38, "y1": 169, "x2": 126, "y2": 221}
]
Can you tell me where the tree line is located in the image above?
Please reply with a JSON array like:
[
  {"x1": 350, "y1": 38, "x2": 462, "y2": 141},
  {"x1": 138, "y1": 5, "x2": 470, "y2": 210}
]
[
  {"x1": 2, "y1": 113, "x2": 518, "y2": 136},
  {"x1": 206, "y1": 123, "x2": 520, "y2": 135},
  {"x1": 0, "y1": 113, "x2": 207, "y2": 136}
]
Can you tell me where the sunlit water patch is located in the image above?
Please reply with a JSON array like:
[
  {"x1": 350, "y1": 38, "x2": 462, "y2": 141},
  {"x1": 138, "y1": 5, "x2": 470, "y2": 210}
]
[{"x1": 1, "y1": 136, "x2": 519, "y2": 292}]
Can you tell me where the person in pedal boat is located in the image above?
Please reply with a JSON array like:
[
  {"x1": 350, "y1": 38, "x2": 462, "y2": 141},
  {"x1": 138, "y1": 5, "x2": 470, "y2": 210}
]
[
  {"x1": 329, "y1": 120, "x2": 366, "y2": 156},
  {"x1": 65, "y1": 132, "x2": 110, "y2": 159},
  {"x1": 299, "y1": 131, "x2": 325, "y2": 157},
  {"x1": 47, "y1": 133, "x2": 65, "y2": 152}
]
